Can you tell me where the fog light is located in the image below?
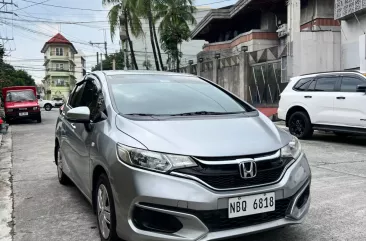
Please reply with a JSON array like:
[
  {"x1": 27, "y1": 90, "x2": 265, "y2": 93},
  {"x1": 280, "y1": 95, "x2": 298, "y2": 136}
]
[
  {"x1": 133, "y1": 206, "x2": 183, "y2": 234},
  {"x1": 296, "y1": 186, "x2": 310, "y2": 209},
  {"x1": 287, "y1": 184, "x2": 310, "y2": 220}
]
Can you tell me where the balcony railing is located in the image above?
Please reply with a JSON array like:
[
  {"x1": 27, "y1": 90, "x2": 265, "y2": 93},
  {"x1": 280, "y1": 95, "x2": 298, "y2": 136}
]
[{"x1": 47, "y1": 68, "x2": 74, "y2": 72}]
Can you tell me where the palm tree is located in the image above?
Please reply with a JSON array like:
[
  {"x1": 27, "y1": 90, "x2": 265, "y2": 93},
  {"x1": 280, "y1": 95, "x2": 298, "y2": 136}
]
[
  {"x1": 103, "y1": 0, "x2": 142, "y2": 70},
  {"x1": 156, "y1": 0, "x2": 196, "y2": 71},
  {"x1": 137, "y1": 0, "x2": 160, "y2": 71}
]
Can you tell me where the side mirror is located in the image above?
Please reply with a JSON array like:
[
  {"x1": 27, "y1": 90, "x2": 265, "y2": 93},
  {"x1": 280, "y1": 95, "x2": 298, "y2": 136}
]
[
  {"x1": 356, "y1": 84, "x2": 366, "y2": 93},
  {"x1": 65, "y1": 106, "x2": 90, "y2": 123},
  {"x1": 36, "y1": 94, "x2": 41, "y2": 99}
]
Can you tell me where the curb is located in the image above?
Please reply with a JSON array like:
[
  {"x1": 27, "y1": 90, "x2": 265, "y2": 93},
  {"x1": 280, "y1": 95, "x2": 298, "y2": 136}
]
[{"x1": 0, "y1": 128, "x2": 13, "y2": 241}]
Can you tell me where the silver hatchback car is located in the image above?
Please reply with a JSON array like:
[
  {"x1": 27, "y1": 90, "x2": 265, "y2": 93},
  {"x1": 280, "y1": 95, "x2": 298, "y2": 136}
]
[{"x1": 55, "y1": 71, "x2": 311, "y2": 241}]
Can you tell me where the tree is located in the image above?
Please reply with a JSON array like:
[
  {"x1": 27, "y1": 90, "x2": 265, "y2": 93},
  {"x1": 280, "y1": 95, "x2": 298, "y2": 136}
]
[
  {"x1": 142, "y1": 60, "x2": 152, "y2": 70},
  {"x1": 103, "y1": 0, "x2": 142, "y2": 70},
  {"x1": 137, "y1": 0, "x2": 160, "y2": 71},
  {"x1": 92, "y1": 51, "x2": 125, "y2": 71},
  {"x1": 155, "y1": 0, "x2": 196, "y2": 71},
  {"x1": 0, "y1": 44, "x2": 36, "y2": 96}
]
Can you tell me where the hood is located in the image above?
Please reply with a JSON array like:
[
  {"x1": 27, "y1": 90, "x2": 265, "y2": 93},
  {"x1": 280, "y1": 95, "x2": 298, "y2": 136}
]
[
  {"x1": 5, "y1": 100, "x2": 39, "y2": 108},
  {"x1": 116, "y1": 113, "x2": 291, "y2": 157}
]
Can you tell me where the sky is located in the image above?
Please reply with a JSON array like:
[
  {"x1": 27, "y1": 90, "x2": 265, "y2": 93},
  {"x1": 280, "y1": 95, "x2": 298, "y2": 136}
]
[{"x1": 0, "y1": 0, "x2": 237, "y2": 84}]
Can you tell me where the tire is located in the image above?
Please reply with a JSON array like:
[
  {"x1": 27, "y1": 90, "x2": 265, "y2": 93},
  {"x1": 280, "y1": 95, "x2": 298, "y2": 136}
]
[
  {"x1": 36, "y1": 114, "x2": 42, "y2": 123},
  {"x1": 288, "y1": 111, "x2": 313, "y2": 139},
  {"x1": 55, "y1": 145, "x2": 70, "y2": 185},
  {"x1": 44, "y1": 104, "x2": 53, "y2": 111},
  {"x1": 95, "y1": 174, "x2": 119, "y2": 241}
]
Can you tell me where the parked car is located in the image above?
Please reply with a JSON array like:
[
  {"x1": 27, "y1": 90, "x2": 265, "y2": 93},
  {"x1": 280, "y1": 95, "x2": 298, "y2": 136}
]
[
  {"x1": 55, "y1": 71, "x2": 311, "y2": 241},
  {"x1": 278, "y1": 71, "x2": 366, "y2": 139},
  {"x1": 38, "y1": 98, "x2": 55, "y2": 111},
  {"x1": 53, "y1": 97, "x2": 64, "y2": 107},
  {"x1": 2, "y1": 86, "x2": 42, "y2": 123}
]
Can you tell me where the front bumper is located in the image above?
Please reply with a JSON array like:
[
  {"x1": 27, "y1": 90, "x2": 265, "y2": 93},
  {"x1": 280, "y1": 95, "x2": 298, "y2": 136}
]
[
  {"x1": 277, "y1": 107, "x2": 286, "y2": 121},
  {"x1": 5, "y1": 111, "x2": 40, "y2": 120},
  {"x1": 111, "y1": 153, "x2": 311, "y2": 241}
]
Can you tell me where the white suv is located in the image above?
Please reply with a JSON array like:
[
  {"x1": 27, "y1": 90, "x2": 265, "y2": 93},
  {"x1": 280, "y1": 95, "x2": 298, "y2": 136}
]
[{"x1": 278, "y1": 71, "x2": 366, "y2": 139}]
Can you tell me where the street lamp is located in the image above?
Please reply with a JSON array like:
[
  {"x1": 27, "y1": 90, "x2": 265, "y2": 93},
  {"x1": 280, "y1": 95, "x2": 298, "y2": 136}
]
[
  {"x1": 188, "y1": 60, "x2": 194, "y2": 65},
  {"x1": 214, "y1": 53, "x2": 221, "y2": 59},
  {"x1": 241, "y1": 46, "x2": 248, "y2": 52}
]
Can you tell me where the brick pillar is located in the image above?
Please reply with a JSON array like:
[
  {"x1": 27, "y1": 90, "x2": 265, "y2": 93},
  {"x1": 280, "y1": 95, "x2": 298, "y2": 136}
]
[
  {"x1": 239, "y1": 52, "x2": 250, "y2": 101},
  {"x1": 212, "y1": 58, "x2": 219, "y2": 84}
]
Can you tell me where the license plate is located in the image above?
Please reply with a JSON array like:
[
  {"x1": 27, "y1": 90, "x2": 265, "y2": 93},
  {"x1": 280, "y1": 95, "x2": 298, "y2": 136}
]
[
  {"x1": 228, "y1": 192, "x2": 275, "y2": 218},
  {"x1": 19, "y1": 112, "x2": 28, "y2": 116}
]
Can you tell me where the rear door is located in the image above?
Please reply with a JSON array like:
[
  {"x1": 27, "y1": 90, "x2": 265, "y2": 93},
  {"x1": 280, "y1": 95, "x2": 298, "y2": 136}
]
[
  {"x1": 332, "y1": 74, "x2": 366, "y2": 128},
  {"x1": 306, "y1": 75, "x2": 340, "y2": 125}
]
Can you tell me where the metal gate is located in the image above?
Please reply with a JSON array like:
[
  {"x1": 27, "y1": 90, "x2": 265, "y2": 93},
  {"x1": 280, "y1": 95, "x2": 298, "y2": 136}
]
[{"x1": 248, "y1": 61, "x2": 286, "y2": 107}]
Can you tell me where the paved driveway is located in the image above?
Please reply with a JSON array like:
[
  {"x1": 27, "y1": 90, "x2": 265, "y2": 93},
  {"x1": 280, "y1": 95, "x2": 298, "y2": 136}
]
[{"x1": 10, "y1": 111, "x2": 366, "y2": 241}]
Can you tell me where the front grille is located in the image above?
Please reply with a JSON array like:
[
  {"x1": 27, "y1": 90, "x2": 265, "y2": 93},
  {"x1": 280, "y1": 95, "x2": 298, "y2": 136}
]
[
  {"x1": 11, "y1": 107, "x2": 35, "y2": 111},
  {"x1": 140, "y1": 198, "x2": 291, "y2": 232},
  {"x1": 176, "y1": 155, "x2": 293, "y2": 189},
  {"x1": 191, "y1": 198, "x2": 291, "y2": 232}
]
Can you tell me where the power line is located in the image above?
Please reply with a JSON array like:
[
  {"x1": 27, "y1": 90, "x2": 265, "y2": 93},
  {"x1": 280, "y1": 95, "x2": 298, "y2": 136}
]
[
  {"x1": 15, "y1": 0, "x2": 50, "y2": 11},
  {"x1": 19, "y1": 0, "x2": 109, "y2": 11}
]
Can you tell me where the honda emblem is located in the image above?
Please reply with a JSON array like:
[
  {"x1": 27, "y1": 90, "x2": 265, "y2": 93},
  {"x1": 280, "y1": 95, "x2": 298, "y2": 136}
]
[{"x1": 239, "y1": 160, "x2": 257, "y2": 179}]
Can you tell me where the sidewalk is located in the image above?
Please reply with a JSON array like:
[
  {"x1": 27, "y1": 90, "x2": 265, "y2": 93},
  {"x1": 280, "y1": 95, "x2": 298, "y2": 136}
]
[{"x1": 0, "y1": 128, "x2": 13, "y2": 241}]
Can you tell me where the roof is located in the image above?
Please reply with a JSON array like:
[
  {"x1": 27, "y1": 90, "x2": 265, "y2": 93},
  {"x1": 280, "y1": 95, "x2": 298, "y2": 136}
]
[
  {"x1": 41, "y1": 33, "x2": 78, "y2": 53},
  {"x1": 191, "y1": 0, "x2": 253, "y2": 39}
]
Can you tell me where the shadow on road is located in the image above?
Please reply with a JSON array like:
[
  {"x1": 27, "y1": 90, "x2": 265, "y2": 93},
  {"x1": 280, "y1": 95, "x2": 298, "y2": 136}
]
[{"x1": 309, "y1": 132, "x2": 366, "y2": 147}]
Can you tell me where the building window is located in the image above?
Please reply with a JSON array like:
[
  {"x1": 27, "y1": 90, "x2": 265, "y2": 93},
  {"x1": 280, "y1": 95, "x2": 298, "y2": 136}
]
[
  {"x1": 55, "y1": 63, "x2": 64, "y2": 70},
  {"x1": 55, "y1": 79, "x2": 65, "y2": 86},
  {"x1": 56, "y1": 47, "x2": 64, "y2": 56}
]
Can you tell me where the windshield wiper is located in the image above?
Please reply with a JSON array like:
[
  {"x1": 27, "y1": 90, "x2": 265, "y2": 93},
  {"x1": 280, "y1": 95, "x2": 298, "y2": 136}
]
[
  {"x1": 169, "y1": 111, "x2": 245, "y2": 116},
  {"x1": 124, "y1": 113, "x2": 158, "y2": 116}
]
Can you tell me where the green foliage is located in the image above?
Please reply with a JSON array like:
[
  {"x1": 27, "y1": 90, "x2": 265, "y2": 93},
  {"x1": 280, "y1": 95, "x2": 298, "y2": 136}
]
[
  {"x1": 156, "y1": 0, "x2": 196, "y2": 71},
  {"x1": 92, "y1": 51, "x2": 125, "y2": 71},
  {"x1": 0, "y1": 45, "x2": 36, "y2": 99}
]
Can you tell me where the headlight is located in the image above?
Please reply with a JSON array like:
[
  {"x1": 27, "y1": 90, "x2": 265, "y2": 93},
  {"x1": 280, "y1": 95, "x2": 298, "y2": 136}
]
[
  {"x1": 7, "y1": 109, "x2": 13, "y2": 112},
  {"x1": 281, "y1": 136, "x2": 302, "y2": 160},
  {"x1": 33, "y1": 107, "x2": 38, "y2": 110},
  {"x1": 117, "y1": 144, "x2": 197, "y2": 172}
]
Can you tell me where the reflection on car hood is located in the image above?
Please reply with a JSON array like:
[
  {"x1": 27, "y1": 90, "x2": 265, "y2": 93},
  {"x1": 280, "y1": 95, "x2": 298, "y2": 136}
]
[
  {"x1": 116, "y1": 113, "x2": 291, "y2": 157},
  {"x1": 5, "y1": 101, "x2": 38, "y2": 108}
]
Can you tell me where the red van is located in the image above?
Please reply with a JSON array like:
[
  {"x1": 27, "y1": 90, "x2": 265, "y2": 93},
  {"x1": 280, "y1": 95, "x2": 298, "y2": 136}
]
[{"x1": 2, "y1": 86, "x2": 42, "y2": 123}]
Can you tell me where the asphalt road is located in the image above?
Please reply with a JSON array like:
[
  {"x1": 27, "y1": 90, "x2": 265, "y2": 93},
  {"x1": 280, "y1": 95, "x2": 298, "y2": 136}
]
[{"x1": 10, "y1": 110, "x2": 366, "y2": 241}]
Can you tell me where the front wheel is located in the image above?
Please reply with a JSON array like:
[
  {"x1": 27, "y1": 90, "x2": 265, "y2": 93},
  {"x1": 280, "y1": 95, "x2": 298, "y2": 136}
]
[
  {"x1": 36, "y1": 114, "x2": 42, "y2": 123},
  {"x1": 44, "y1": 104, "x2": 52, "y2": 111},
  {"x1": 56, "y1": 146, "x2": 70, "y2": 185},
  {"x1": 288, "y1": 111, "x2": 313, "y2": 139},
  {"x1": 96, "y1": 174, "x2": 119, "y2": 241}
]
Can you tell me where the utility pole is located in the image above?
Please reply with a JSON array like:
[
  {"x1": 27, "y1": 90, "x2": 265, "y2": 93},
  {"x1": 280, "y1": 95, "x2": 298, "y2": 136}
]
[
  {"x1": 96, "y1": 52, "x2": 99, "y2": 65},
  {"x1": 89, "y1": 41, "x2": 107, "y2": 56},
  {"x1": 0, "y1": 0, "x2": 17, "y2": 45},
  {"x1": 100, "y1": 53, "x2": 103, "y2": 71}
]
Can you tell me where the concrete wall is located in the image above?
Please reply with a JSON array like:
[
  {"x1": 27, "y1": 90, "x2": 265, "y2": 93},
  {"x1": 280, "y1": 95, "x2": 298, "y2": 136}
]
[
  {"x1": 340, "y1": 12, "x2": 366, "y2": 70},
  {"x1": 292, "y1": 31, "x2": 341, "y2": 76},
  {"x1": 301, "y1": 0, "x2": 335, "y2": 24},
  {"x1": 217, "y1": 65, "x2": 240, "y2": 96}
]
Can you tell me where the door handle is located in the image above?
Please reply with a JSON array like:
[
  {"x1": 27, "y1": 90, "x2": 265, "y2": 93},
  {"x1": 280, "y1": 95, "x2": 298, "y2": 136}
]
[
  {"x1": 336, "y1": 96, "x2": 346, "y2": 100},
  {"x1": 304, "y1": 96, "x2": 312, "y2": 98},
  {"x1": 70, "y1": 123, "x2": 76, "y2": 129}
]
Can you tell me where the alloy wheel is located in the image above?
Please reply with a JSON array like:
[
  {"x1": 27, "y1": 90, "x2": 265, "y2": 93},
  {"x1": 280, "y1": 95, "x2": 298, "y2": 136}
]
[
  {"x1": 290, "y1": 117, "x2": 305, "y2": 137},
  {"x1": 97, "y1": 184, "x2": 111, "y2": 239}
]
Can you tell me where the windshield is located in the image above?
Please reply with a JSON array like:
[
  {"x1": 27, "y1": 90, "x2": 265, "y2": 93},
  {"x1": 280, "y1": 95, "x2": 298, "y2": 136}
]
[
  {"x1": 108, "y1": 75, "x2": 249, "y2": 116},
  {"x1": 6, "y1": 90, "x2": 36, "y2": 102}
]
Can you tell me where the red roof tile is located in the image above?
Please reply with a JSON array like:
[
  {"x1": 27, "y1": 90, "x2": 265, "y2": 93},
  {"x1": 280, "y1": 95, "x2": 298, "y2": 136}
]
[
  {"x1": 41, "y1": 33, "x2": 78, "y2": 54},
  {"x1": 46, "y1": 33, "x2": 71, "y2": 44}
]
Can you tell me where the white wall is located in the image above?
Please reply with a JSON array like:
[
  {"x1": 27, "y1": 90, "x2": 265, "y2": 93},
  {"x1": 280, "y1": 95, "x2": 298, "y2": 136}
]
[
  {"x1": 292, "y1": 31, "x2": 341, "y2": 76},
  {"x1": 340, "y1": 12, "x2": 366, "y2": 70}
]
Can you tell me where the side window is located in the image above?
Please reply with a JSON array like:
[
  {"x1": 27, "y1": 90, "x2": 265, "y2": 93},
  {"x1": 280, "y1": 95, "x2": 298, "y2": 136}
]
[
  {"x1": 314, "y1": 77, "x2": 338, "y2": 92},
  {"x1": 340, "y1": 77, "x2": 364, "y2": 92},
  {"x1": 69, "y1": 84, "x2": 85, "y2": 108},
  {"x1": 293, "y1": 77, "x2": 313, "y2": 91},
  {"x1": 79, "y1": 78, "x2": 106, "y2": 122}
]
